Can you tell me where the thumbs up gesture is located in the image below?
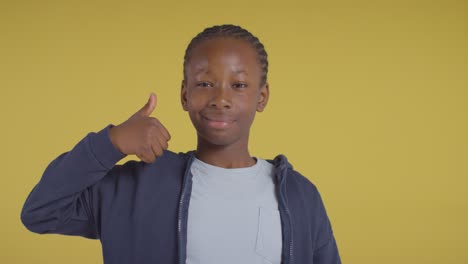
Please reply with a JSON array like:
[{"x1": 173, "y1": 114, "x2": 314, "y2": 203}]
[{"x1": 109, "y1": 93, "x2": 171, "y2": 163}]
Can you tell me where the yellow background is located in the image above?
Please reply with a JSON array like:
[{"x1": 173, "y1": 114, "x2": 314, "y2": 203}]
[{"x1": 2, "y1": 0, "x2": 466, "y2": 263}]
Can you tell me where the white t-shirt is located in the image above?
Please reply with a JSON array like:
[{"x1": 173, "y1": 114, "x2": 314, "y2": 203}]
[{"x1": 186, "y1": 156, "x2": 282, "y2": 264}]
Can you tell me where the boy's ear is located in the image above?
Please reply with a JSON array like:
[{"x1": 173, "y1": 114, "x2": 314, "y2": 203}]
[
  {"x1": 181, "y1": 80, "x2": 188, "y2": 111},
  {"x1": 256, "y1": 82, "x2": 269, "y2": 112}
]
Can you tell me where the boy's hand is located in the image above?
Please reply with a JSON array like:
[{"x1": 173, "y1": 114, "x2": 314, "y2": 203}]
[{"x1": 109, "y1": 92, "x2": 171, "y2": 163}]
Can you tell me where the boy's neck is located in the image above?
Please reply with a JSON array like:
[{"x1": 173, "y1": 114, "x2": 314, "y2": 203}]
[{"x1": 194, "y1": 142, "x2": 256, "y2": 169}]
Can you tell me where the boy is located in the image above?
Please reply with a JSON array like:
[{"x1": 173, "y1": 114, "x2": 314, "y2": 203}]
[{"x1": 21, "y1": 24, "x2": 341, "y2": 264}]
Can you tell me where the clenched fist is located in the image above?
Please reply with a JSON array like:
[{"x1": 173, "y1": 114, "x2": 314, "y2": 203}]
[{"x1": 109, "y1": 93, "x2": 171, "y2": 163}]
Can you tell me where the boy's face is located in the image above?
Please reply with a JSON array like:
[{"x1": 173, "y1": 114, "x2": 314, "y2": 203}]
[{"x1": 181, "y1": 37, "x2": 269, "y2": 147}]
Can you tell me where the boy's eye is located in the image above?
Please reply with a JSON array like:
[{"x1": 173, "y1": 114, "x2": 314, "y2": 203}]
[
  {"x1": 233, "y1": 83, "x2": 247, "y2": 89},
  {"x1": 196, "y1": 82, "x2": 213, "y2": 87}
]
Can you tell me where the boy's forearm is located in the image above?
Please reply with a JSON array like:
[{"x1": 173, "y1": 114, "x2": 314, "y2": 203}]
[{"x1": 20, "y1": 124, "x2": 127, "y2": 235}]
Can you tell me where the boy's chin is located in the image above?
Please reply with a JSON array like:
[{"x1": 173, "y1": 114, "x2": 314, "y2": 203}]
[{"x1": 196, "y1": 132, "x2": 244, "y2": 148}]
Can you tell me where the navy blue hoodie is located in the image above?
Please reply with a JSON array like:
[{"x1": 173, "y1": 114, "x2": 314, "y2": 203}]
[{"x1": 20, "y1": 124, "x2": 341, "y2": 264}]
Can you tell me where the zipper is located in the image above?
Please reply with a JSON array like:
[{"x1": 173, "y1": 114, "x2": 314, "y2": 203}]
[
  {"x1": 178, "y1": 152, "x2": 195, "y2": 264},
  {"x1": 282, "y1": 186, "x2": 294, "y2": 264},
  {"x1": 277, "y1": 156, "x2": 294, "y2": 264},
  {"x1": 178, "y1": 190, "x2": 185, "y2": 264}
]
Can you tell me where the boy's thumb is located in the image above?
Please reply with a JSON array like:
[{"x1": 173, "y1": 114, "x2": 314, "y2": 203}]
[{"x1": 136, "y1": 93, "x2": 157, "y2": 117}]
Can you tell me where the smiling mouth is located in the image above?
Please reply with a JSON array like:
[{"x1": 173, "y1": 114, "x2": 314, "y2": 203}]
[{"x1": 202, "y1": 116, "x2": 235, "y2": 129}]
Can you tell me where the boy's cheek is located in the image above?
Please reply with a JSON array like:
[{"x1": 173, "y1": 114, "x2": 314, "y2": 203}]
[{"x1": 187, "y1": 94, "x2": 208, "y2": 109}]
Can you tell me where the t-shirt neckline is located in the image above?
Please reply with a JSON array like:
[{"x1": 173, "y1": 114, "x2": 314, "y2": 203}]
[{"x1": 191, "y1": 156, "x2": 261, "y2": 178}]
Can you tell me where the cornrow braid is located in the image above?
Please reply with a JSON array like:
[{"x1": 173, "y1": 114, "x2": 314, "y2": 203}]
[{"x1": 183, "y1": 24, "x2": 269, "y2": 87}]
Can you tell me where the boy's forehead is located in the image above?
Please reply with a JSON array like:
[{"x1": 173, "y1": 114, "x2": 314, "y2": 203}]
[{"x1": 187, "y1": 38, "x2": 259, "y2": 75}]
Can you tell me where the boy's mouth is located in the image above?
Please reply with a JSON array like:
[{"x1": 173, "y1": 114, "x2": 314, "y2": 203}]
[{"x1": 202, "y1": 115, "x2": 235, "y2": 129}]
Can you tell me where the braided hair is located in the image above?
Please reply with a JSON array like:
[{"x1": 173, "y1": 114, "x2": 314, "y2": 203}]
[{"x1": 183, "y1": 24, "x2": 269, "y2": 87}]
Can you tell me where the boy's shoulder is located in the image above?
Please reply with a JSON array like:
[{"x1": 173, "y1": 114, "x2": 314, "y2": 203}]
[
  {"x1": 266, "y1": 153, "x2": 320, "y2": 191},
  {"x1": 260, "y1": 153, "x2": 322, "y2": 205}
]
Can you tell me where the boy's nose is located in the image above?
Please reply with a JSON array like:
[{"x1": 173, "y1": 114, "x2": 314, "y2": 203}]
[{"x1": 209, "y1": 85, "x2": 232, "y2": 109}]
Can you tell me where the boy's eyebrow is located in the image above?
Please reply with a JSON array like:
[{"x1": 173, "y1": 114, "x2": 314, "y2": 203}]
[
  {"x1": 194, "y1": 68, "x2": 248, "y2": 76},
  {"x1": 234, "y1": 69, "x2": 248, "y2": 75}
]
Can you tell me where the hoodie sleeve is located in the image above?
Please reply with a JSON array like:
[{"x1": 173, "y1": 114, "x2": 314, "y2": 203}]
[
  {"x1": 307, "y1": 180, "x2": 342, "y2": 264},
  {"x1": 299, "y1": 174, "x2": 341, "y2": 264},
  {"x1": 20, "y1": 124, "x2": 127, "y2": 239}
]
